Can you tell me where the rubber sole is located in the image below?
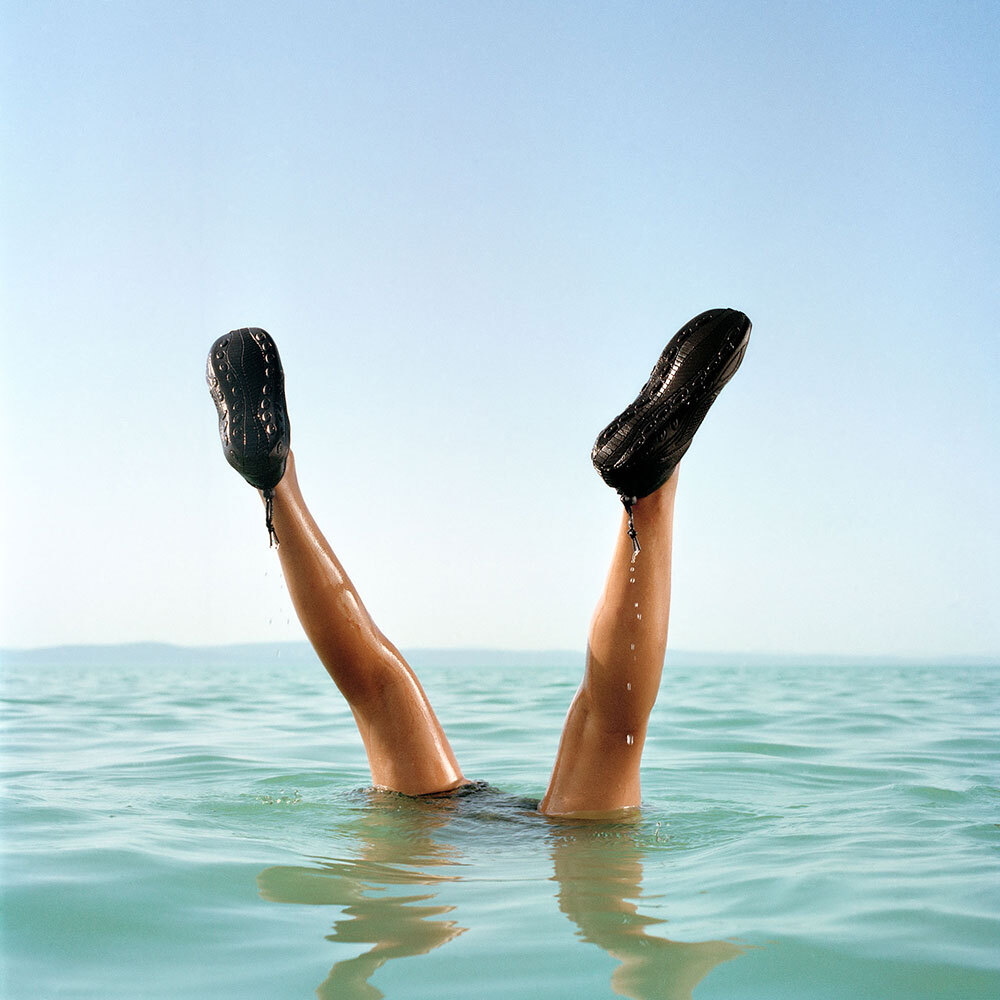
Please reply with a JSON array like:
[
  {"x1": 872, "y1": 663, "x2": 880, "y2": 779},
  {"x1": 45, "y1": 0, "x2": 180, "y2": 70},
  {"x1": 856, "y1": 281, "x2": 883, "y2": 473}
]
[
  {"x1": 206, "y1": 327, "x2": 290, "y2": 492},
  {"x1": 592, "y1": 308, "x2": 751, "y2": 501}
]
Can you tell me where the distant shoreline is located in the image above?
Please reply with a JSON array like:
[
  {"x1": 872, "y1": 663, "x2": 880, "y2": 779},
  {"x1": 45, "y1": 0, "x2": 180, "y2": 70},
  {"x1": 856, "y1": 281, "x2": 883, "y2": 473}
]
[{"x1": 1, "y1": 641, "x2": 997, "y2": 670}]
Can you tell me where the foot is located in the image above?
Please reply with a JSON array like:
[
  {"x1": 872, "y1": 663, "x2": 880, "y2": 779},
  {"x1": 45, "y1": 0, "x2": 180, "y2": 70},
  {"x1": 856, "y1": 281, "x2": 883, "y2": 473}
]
[
  {"x1": 206, "y1": 327, "x2": 290, "y2": 543},
  {"x1": 591, "y1": 308, "x2": 750, "y2": 548}
]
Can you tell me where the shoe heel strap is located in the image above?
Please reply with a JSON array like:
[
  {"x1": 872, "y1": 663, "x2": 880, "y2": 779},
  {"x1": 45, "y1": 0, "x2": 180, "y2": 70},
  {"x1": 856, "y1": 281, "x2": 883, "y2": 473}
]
[
  {"x1": 263, "y1": 488, "x2": 279, "y2": 547},
  {"x1": 622, "y1": 495, "x2": 641, "y2": 557}
]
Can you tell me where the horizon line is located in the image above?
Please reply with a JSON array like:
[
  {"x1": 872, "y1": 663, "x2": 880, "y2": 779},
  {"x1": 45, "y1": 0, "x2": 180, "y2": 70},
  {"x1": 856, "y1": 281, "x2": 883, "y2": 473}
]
[{"x1": 1, "y1": 640, "x2": 997, "y2": 667}]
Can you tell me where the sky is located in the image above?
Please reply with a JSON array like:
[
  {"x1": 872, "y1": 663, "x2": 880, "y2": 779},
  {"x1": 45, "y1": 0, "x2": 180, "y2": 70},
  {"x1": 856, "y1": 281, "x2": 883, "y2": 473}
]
[{"x1": 1, "y1": 0, "x2": 997, "y2": 657}]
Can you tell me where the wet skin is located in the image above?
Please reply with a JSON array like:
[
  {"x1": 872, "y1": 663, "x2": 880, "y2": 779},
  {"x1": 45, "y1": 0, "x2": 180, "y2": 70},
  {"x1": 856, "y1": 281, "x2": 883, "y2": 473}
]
[{"x1": 267, "y1": 451, "x2": 677, "y2": 815}]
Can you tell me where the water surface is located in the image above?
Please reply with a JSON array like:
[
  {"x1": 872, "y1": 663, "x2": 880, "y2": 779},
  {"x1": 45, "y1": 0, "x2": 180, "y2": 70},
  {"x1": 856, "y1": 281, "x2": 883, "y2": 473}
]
[{"x1": 2, "y1": 648, "x2": 998, "y2": 998}]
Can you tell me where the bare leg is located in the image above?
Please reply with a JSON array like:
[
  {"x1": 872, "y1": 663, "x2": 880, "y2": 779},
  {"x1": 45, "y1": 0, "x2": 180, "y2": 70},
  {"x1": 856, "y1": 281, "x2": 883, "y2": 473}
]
[
  {"x1": 269, "y1": 451, "x2": 466, "y2": 796},
  {"x1": 539, "y1": 470, "x2": 678, "y2": 816}
]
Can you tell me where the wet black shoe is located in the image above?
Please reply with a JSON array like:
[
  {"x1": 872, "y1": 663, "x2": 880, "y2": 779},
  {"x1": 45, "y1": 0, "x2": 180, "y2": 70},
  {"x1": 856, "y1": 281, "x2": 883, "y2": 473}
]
[
  {"x1": 206, "y1": 327, "x2": 290, "y2": 545},
  {"x1": 591, "y1": 308, "x2": 751, "y2": 552}
]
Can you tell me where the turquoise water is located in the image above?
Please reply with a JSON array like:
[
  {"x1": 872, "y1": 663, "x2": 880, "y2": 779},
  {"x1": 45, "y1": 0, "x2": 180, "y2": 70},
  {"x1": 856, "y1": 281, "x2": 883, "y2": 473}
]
[{"x1": 2, "y1": 647, "x2": 999, "y2": 999}]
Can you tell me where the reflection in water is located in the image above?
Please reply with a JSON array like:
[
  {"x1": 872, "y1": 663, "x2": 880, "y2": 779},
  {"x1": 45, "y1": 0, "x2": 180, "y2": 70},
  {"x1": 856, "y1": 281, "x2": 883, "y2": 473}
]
[
  {"x1": 258, "y1": 858, "x2": 465, "y2": 1000},
  {"x1": 258, "y1": 792, "x2": 466, "y2": 1000},
  {"x1": 258, "y1": 791, "x2": 744, "y2": 999},
  {"x1": 550, "y1": 824, "x2": 743, "y2": 999}
]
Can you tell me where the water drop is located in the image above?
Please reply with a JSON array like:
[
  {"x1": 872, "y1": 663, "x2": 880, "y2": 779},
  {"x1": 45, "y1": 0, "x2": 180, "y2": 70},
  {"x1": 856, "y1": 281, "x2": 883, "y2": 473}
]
[
  {"x1": 636, "y1": 613, "x2": 642, "y2": 621},
  {"x1": 626, "y1": 682, "x2": 632, "y2": 691},
  {"x1": 626, "y1": 733, "x2": 634, "y2": 745},
  {"x1": 634, "y1": 602, "x2": 639, "y2": 608},
  {"x1": 629, "y1": 643, "x2": 635, "y2": 651}
]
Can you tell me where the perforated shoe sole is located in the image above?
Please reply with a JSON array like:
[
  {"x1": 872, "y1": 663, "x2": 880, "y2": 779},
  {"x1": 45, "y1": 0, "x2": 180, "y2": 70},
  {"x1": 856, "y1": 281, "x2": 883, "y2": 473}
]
[
  {"x1": 206, "y1": 327, "x2": 290, "y2": 543},
  {"x1": 592, "y1": 308, "x2": 751, "y2": 549}
]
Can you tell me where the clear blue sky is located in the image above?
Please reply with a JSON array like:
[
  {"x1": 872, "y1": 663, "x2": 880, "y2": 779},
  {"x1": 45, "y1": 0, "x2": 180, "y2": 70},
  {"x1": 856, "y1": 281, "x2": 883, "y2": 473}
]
[{"x1": 2, "y1": 1, "x2": 997, "y2": 656}]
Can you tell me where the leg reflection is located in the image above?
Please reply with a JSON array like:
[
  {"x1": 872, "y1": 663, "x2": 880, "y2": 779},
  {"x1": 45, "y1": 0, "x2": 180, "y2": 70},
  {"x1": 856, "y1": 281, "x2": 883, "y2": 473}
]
[
  {"x1": 550, "y1": 826, "x2": 743, "y2": 1000},
  {"x1": 257, "y1": 794, "x2": 466, "y2": 1000}
]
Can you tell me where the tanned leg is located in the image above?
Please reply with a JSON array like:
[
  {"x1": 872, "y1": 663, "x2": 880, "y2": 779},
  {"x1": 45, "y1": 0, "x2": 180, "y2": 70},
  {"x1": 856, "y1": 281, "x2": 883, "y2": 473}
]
[
  {"x1": 268, "y1": 452, "x2": 465, "y2": 796},
  {"x1": 539, "y1": 470, "x2": 677, "y2": 816}
]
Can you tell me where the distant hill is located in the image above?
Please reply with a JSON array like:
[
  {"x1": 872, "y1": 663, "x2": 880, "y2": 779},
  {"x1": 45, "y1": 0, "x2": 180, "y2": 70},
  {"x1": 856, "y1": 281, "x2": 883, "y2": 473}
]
[
  {"x1": 1, "y1": 642, "x2": 996, "y2": 671},
  {"x1": 0, "y1": 642, "x2": 583, "y2": 671}
]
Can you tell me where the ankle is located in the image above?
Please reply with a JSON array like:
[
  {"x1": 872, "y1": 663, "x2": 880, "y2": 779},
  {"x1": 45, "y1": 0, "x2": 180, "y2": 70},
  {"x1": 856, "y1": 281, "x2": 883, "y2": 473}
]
[{"x1": 631, "y1": 468, "x2": 678, "y2": 515}]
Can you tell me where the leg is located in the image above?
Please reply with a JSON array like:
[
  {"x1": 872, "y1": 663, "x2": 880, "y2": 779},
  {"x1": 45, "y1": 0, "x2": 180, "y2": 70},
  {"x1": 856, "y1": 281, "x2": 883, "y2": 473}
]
[
  {"x1": 540, "y1": 308, "x2": 750, "y2": 815},
  {"x1": 539, "y1": 470, "x2": 677, "y2": 816},
  {"x1": 270, "y1": 451, "x2": 466, "y2": 796}
]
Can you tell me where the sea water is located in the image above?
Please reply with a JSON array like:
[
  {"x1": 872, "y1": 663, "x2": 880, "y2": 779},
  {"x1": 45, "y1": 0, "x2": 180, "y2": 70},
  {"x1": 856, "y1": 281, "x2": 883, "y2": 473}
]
[{"x1": 2, "y1": 646, "x2": 998, "y2": 999}]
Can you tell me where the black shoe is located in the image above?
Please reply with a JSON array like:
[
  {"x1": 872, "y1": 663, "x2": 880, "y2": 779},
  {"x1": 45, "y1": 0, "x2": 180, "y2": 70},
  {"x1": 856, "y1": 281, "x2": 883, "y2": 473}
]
[
  {"x1": 206, "y1": 327, "x2": 290, "y2": 545},
  {"x1": 591, "y1": 308, "x2": 751, "y2": 552}
]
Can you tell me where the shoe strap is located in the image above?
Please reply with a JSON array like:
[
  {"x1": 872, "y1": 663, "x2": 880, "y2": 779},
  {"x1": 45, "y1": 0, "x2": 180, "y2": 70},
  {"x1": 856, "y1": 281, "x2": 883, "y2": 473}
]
[
  {"x1": 622, "y1": 496, "x2": 641, "y2": 558},
  {"x1": 263, "y1": 489, "x2": 279, "y2": 547}
]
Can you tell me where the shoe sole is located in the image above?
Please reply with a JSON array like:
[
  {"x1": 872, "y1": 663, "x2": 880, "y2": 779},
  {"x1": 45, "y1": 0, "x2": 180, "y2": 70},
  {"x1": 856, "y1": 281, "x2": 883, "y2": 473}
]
[
  {"x1": 206, "y1": 327, "x2": 290, "y2": 492},
  {"x1": 592, "y1": 309, "x2": 751, "y2": 499}
]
